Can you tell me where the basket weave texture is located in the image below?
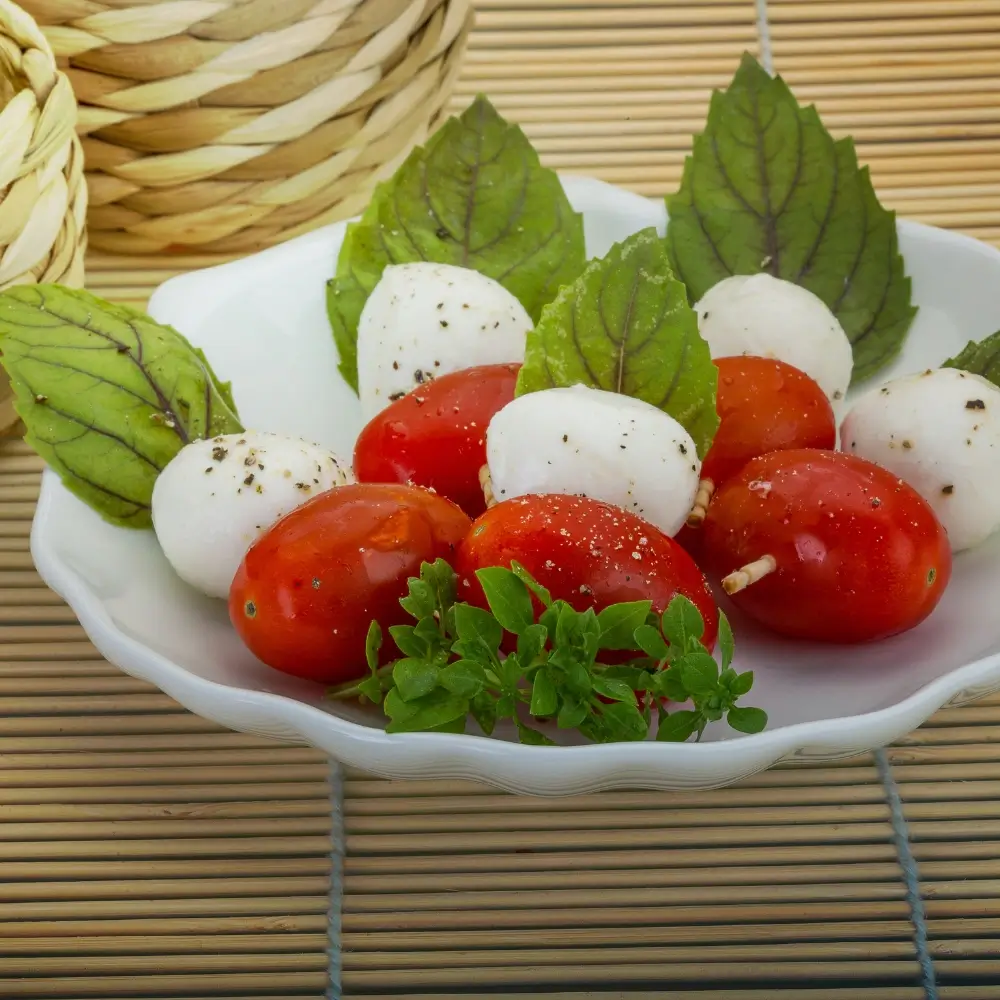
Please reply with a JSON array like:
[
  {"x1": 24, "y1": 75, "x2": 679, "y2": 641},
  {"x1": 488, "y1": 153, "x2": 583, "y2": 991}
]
[
  {"x1": 0, "y1": 0, "x2": 87, "y2": 434},
  {"x1": 23, "y1": 0, "x2": 473, "y2": 255}
]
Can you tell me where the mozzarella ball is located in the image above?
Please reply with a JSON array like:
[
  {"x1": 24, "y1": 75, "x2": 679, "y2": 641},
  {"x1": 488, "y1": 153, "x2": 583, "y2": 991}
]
[
  {"x1": 694, "y1": 273, "x2": 853, "y2": 401},
  {"x1": 841, "y1": 368, "x2": 1000, "y2": 552},
  {"x1": 357, "y1": 262, "x2": 531, "y2": 421},
  {"x1": 486, "y1": 384, "x2": 700, "y2": 536},
  {"x1": 152, "y1": 431, "x2": 353, "y2": 598}
]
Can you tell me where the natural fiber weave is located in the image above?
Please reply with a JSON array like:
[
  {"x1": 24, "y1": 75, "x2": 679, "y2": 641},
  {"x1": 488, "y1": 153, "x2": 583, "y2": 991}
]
[
  {"x1": 0, "y1": 0, "x2": 87, "y2": 435},
  {"x1": 22, "y1": 0, "x2": 472, "y2": 255}
]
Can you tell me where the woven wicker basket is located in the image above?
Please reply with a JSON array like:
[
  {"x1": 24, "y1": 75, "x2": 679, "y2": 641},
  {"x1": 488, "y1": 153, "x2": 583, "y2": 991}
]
[
  {"x1": 0, "y1": 0, "x2": 87, "y2": 435},
  {"x1": 23, "y1": 0, "x2": 473, "y2": 256}
]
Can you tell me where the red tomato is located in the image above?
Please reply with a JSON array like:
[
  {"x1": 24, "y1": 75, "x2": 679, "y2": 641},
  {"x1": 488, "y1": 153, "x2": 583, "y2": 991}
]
[
  {"x1": 701, "y1": 356, "x2": 836, "y2": 487},
  {"x1": 353, "y1": 363, "x2": 520, "y2": 517},
  {"x1": 229, "y1": 484, "x2": 471, "y2": 684},
  {"x1": 702, "y1": 449, "x2": 951, "y2": 644},
  {"x1": 455, "y1": 494, "x2": 719, "y2": 649}
]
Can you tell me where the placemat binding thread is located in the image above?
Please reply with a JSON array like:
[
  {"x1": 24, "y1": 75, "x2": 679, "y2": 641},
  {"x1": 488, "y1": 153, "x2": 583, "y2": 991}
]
[
  {"x1": 875, "y1": 747, "x2": 938, "y2": 999},
  {"x1": 326, "y1": 761, "x2": 345, "y2": 1000}
]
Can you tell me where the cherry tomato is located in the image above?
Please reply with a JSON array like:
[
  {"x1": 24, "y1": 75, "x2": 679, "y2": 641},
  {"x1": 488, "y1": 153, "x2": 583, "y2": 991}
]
[
  {"x1": 229, "y1": 483, "x2": 471, "y2": 684},
  {"x1": 702, "y1": 356, "x2": 836, "y2": 487},
  {"x1": 353, "y1": 363, "x2": 520, "y2": 517},
  {"x1": 455, "y1": 494, "x2": 719, "y2": 649},
  {"x1": 702, "y1": 449, "x2": 951, "y2": 644}
]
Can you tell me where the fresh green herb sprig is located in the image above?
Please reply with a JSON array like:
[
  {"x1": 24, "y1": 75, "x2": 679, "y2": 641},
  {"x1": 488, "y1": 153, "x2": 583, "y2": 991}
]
[{"x1": 329, "y1": 560, "x2": 766, "y2": 745}]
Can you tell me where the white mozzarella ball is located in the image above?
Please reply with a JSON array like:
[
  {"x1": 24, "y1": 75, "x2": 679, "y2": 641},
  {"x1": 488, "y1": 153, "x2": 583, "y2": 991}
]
[
  {"x1": 694, "y1": 273, "x2": 853, "y2": 401},
  {"x1": 357, "y1": 262, "x2": 531, "y2": 420},
  {"x1": 486, "y1": 384, "x2": 700, "y2": 536},
  {"x1": 841, "y1": 367, "x2": 1000, "y2": 552},
  {"x1": 152, "y1": 431, "x2": 353, "y2": 598}
]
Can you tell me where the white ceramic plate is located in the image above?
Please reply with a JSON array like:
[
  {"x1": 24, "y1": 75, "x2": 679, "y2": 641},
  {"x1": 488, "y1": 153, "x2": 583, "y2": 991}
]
[{"x1": 30, "y1": 176, "x2": 1000, "y2": 794}]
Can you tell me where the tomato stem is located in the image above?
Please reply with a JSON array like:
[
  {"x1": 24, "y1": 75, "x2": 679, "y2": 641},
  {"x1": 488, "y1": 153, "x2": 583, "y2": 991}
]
[
  {"x1": 722, "y1": 554, "x2": 777, "y2": 595},
  {"x1": 686, "y1": 477, "x2": 715, "y2": 527}
]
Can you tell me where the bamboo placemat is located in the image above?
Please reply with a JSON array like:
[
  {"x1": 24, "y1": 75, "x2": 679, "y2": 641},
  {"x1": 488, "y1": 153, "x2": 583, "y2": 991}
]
[{"x1": 7, "y1": 1, "x2": 1000, "y2": 997}]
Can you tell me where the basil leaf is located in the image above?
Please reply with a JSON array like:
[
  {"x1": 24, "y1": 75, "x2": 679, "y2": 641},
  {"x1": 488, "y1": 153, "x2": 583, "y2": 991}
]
[
  {"x1": 656, "y1": 709, "x2": 700, "y2": 742},
  {"x1": 661, "y1": 596, "x2": 706, "y2": 652},
  {"x1": 364, "y1": 621, "x2": 382, "y2": 673},
  {"x1": 511, "y1": 561, "x2": 552, "y2": 606},
  {"x1": 731, "y1": 670, "x2": 755, "y2": 697},
  {"x1": 470, "y1": 692, "x2": 497, "y2": 736},
  {"x1": 385, "y1": 690, "x2": 469, "y2": 733},
  {"x1": 529, "y1": 668, "x2": 558, "y2": 718},
  {"x1": 557, "y1": 698, "x2": 588, "y2": 730},
  {"x1": 679, "y1": 651, "x2": 720, "y2": 695},
  {"x1": 388, "y1": 624, "x2": 428, "y2": 659},
  {"x1": 655, "y1": 666, "x2": 690, "y2": 703},
  {"x1": 596, "y1": 601, "x2": 653, "y2": 651},
  {"x1": 516, "y1": 228, "x2": 719, "y2": 457},
  {"x1": 591, "y1": 675, "x2": 637, "y2": 706},
  {"x1": 944, "y1": 331, "x2": 1000, "y2": 386},
  {"x1": 453, "y1": 604, "x2": 503, "y2": 655},
  {"x1": 0, "y1": 285, "x2": 242, "y2": 528},
  {"x1": 516, "y1": 623, "x2": 548, "y2": 666},
  {"x1": 727, "y1": 705, "x2": 769, "y2": 734},
  {"x1": 666, "y1": 53, "x2": 916, "y2": 385},
  {"x1": 718, "y1": 613, "x2": 735, "y2": 671},
  {"x1": 516, "y1": 720, "x2": 557, "y2": 746},
  {"x1": 476, "y1": 566, "x2": 535, "y2": 635},
  {"x1": 596, "y1": 700, "x2": 648, "y2": 742},
  {"x1": 633, "y1": 623, "x2": 669, "y2": 661},
  {"x1": 327, "y1": 95, "x2": 586, "y2": 392},
  {"x1": 392, "y1": 658, "x2": 441, "y2": 702},
  {"x1": 439, "y1": 659, "x2": 487, "y2": 699}
]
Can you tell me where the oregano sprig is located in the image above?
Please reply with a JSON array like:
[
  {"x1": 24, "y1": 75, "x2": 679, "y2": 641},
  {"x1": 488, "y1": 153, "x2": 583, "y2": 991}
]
[{"x1": 328, "y1": 559, "x2": 766, "y2": 744}]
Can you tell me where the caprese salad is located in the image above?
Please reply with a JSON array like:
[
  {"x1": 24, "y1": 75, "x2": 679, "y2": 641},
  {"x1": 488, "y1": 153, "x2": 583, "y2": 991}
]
[{"x1": 2, "y1": 54, "x2": 998, "y2": 747}]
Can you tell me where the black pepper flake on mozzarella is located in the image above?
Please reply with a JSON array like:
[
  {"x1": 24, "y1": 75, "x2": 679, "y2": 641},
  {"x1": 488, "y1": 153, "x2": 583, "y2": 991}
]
[
  {"x1": 967, "y1": 399, "x2": 987, "y2": 410},
  {"x1": 942, "y1": 485, "x2": 955, "y2": 495},
  {"x1": 212, "y1": 446, "x2": 227, "y2": 462}
]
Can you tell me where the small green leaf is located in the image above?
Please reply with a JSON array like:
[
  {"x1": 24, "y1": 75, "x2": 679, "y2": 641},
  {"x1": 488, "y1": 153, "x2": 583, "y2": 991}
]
[
  {"x1": 365, "y1": 621, "x2": 382, "y2": 673},
  {"x1": 597, "y1": 700, "x2": 648, "y2": 742},
  {"x1": 476, "y1": 567, "x2": 535, "y2": 635},
  {"x1": 516, "y1": 720, "x2": 557, "y2": 746},
  {"x1": 599, "y1": 664, "x2": 654, "y2": 691},
  {"x1": 470, "y1": 692, "x2": 497, "y2": 736},
  {"x1": 633, "y1": 623, "x2": 669, "y2": 660},
  {"x1": 557, "y1": 698, "x2": 589, "y2": 730},
  {"x1": 656, "y1": 709, "x2": 701, "y2": 742},
  {"x1": 383, "y1": 688, "x2": 419, "y2": 724},
  {"x1": 453, "y1": 603, "x2": 503, "y2": 655},
  {"x1": 511, "y1": 561, "x2": 552, "y2": 606},
  {"x1": 530, "y1": 668, "x2": 559, "y2": 718},
  {"x1": 728, "y1": 705, "x2": 768, "y2": 734},
  {"x1": 399, "y1": 579, "x2": 435, "y2": 621},
  {"x1": 538, "y1": 603, "x2": 561, "y2": 643},
  {"x1": 944, "y1": 331, "x2": 1000, "y2": 387},
  {"x1": 666, "y1": 52, "x2": 916, "y2": 385},
  {"x1": 388, "y1": 624, "x2": 427, "y2": 659},
  {"x1": 661, "y1": 596, "x2": 706, "y2": 652},
  {"x1": 596, "y1": 601, "x2": 653, "y2": 651},
  {"x1": 327, "y1": 95, "x2": 586, "y2": 391},
  {"x1": 732, "y1": 670, "x2": 755, "y2": 696},
  {"x1": 516, "y1": 228, "x2": 719, "y2": 457},
  {"x1": 680, "y1": 651, "x2": 720, "y2": 695},
  {"x1": 517, "y1": 623, "x2": 548, "y2": 666},
  {"x1": 654, "y1": 666, "x2": 690, "y2": 703},
  {"x1": 358, "y1": 675, "x2": 384, "y2": 704},
  {"x1": 439, "y1": 659, "x2": 487, "y2": 698},
  {"x1": 501, "y1": 652, "x2": 526, "y2": 689},
  {"x1": 0, "y1": 286, "x2": 243, "y2": 528},
  {"x1": 718, "y1": 613, "x2": 735, "y2": 671},
  {"x1": 591, "y1": 675, "x2": 638, "y2": 706},
  {"x1": 385, "y1": 691, "x2": 469, "y2": 733},
  {"x1": 392, "y1": 659, "x2": 441, "y2": 702}
]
